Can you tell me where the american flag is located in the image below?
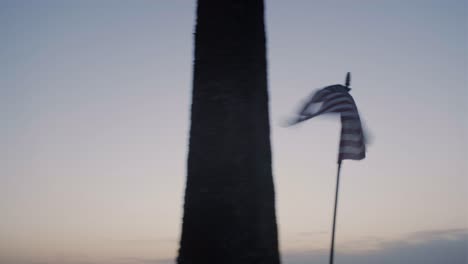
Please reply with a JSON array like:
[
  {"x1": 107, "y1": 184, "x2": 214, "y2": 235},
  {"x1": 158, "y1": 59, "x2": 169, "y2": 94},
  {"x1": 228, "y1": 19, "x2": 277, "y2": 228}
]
[{"x1": 290, "y1": 82, "x2": 366, "y2": 162}]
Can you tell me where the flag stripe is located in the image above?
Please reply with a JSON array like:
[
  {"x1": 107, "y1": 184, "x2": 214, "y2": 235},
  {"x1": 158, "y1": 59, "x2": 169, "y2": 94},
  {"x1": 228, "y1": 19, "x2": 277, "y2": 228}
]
[
  {"x1": 323, "y1": 92, "x2": 349, "y2": 101},
  {"x1": 340, "y1": 140, "x2": 364, "y2": 147},
  {"x1": 312, "y1": 89, "x2": 335, "y2": 102},
  {"x1": 341, "y1": 117, "x2": 360, "y2": 122},
  {"x1": 339, "y1": 152, "x2": 365, "y2": 160},
  {"x1": 318, "y1": 104, "x2": 354, "y2": 115},
  {"x1": 341, "y1": 128, "x2": 362, "y2": 134},
  {"x1": 321, "y1": 97, "x2": 354, "y2": 110},
  {"x1": 322, "y1": 97, "x2": 353, "y2": 108},
  {"x1": 340, "y1": 133, "x2": 362, "y2": 141},
  {"x1": 342, "y1": 122, "x2": 361, "y2": 129},
  {"x1": 339, "y1": 145, "x2": 365, "y2": 154},
  {"x1": 341, "y1": 110, "x2": 358, "y2": 116}
]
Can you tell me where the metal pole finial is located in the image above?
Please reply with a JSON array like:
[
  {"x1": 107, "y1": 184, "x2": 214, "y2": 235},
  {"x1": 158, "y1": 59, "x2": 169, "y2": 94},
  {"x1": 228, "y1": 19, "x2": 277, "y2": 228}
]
[{"x1": 345, "y1": 72, "x2": 351, "y2": 87}]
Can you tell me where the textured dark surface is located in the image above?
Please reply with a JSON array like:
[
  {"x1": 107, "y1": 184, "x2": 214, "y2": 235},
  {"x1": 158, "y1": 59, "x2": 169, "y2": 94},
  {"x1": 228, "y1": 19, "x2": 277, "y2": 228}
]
[{"x1": 177, "y1": 0, "x2": 280, "y2": 263}]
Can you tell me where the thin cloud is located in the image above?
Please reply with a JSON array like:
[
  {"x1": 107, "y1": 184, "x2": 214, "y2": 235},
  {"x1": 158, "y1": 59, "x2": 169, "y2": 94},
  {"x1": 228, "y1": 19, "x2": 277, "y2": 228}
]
[
  {"x1": 117, "y1": 237, "x2": 177, "y2": 244},
  {"x1": 155, "y1": 259, "x2": 174, "y2": 264},
  {"x1": 3, "y1": 229, "x2": 465, "y2": 264},
  {"x1": 296, "y1": 230, "x2": 328, "y2": 237},
  {"x1": 405, "y1": 228, "x2": 467, "y2": 241},
  {"x1": 119, "y1": 257, "x2": 170, "y2": 264},
  {"x1": 283, "y1": 228, "x2": 468, "y2": 264}
]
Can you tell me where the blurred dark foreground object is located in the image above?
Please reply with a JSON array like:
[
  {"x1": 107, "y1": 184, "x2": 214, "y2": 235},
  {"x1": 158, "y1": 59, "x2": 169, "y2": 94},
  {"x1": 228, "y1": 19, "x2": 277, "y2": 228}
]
[{"x1": 177, "y1": 1, "x2": 281, "y2": 264}]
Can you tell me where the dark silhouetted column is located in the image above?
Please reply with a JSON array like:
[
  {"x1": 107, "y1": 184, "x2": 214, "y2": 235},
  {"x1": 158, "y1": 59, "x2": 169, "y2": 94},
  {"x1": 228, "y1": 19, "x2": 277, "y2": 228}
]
[{"x1": 177, "y1": 1, "x2": 280, "y2": 263}]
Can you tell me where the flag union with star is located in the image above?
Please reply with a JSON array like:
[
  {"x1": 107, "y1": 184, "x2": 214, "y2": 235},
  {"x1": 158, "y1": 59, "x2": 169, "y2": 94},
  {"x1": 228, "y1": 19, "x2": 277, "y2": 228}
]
[{"x1": 291, "y1": 81, "x2": 366, "y2": 162}]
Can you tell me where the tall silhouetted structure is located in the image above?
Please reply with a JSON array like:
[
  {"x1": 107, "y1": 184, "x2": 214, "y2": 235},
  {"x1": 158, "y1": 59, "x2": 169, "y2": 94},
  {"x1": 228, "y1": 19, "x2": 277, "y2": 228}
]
[{"x1": 177, "y1": 1, "x2": 280, "y2": 263}]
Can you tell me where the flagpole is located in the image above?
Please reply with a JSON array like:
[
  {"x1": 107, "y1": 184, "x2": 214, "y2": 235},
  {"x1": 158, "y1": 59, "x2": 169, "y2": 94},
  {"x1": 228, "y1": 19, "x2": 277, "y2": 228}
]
[
  {"x1": 329, "y1": 73, "x2": 350, "y2": 264},
  {"x1": 329, "y1": 160, "x2": 342, "y2": 264}
]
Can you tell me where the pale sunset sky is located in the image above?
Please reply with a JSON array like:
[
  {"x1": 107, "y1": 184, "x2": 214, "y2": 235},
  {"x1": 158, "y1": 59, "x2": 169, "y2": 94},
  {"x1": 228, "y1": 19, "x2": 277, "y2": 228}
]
[{"x1": 1, "y1": 1, "x2": 467, "y2": 264}]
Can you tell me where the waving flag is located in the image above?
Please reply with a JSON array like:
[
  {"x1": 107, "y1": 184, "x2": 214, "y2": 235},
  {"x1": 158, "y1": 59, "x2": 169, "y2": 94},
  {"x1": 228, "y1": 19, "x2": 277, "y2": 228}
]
[
  {"x1": 290, "y1": 76, "x2": 366, "y2": 162},
  {"x1": 287, "y1": 73, "x2": 368, "y2": 264}
]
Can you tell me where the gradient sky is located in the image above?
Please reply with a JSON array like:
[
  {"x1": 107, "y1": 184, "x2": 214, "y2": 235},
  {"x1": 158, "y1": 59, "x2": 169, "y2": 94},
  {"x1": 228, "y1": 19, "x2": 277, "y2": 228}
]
[{"x1": 1, "y1": 1, "x2": 467, "y2": 263}]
